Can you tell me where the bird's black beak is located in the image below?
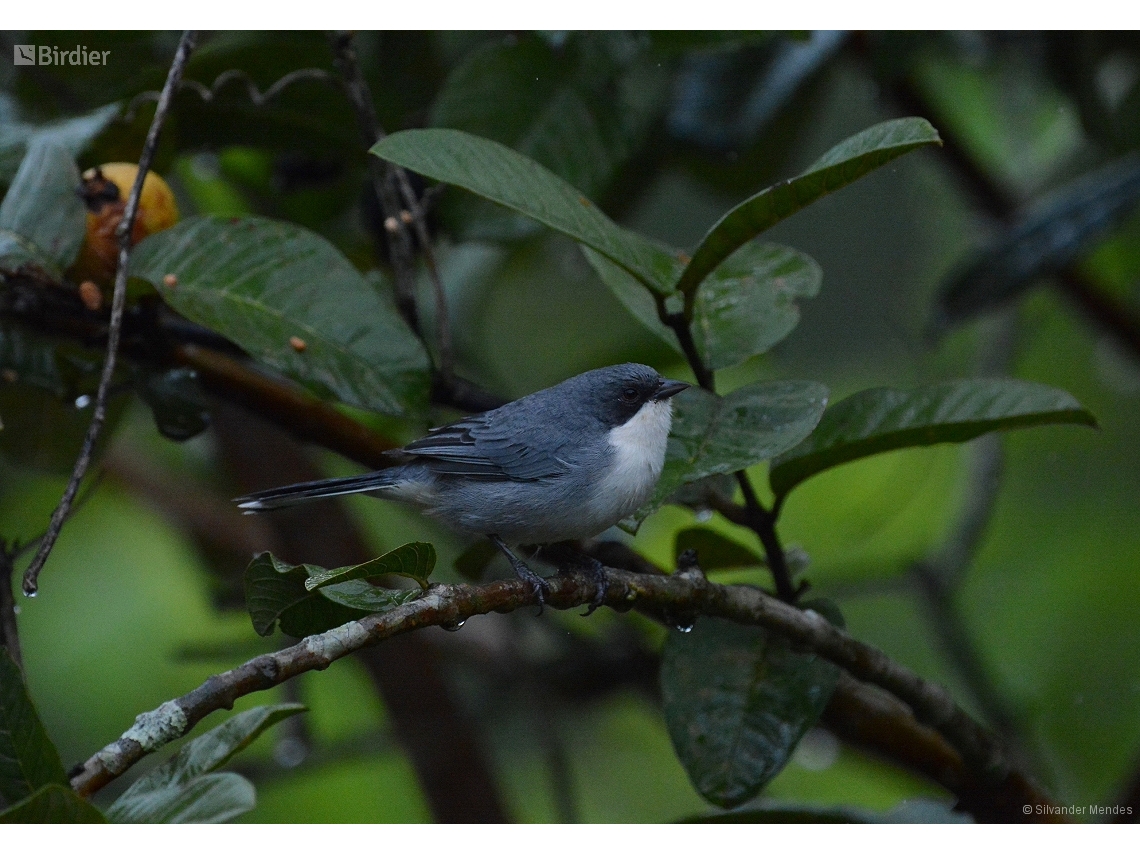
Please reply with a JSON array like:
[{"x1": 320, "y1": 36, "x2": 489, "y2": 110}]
[{"x1": 653, "y1": 379, "x2": 690, "y2": 401}]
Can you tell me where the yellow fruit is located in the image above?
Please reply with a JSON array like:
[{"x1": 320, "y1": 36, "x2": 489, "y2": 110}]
[{"x1": 69, "y1": 163, "x2": 179, "y2": 286}]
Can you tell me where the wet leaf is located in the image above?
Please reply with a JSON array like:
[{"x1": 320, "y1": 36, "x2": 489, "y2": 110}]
[
  {"x1": 691, "y1": 242, "x2": 822, "y2": 369},
  {"x1": 129, "y1": 216, "x2": 430, "y2": 415},
  {"x1": 643, "y1": 381, "x2": 828, "y2": 519},
  {"x1": 770, "y1": 378, "x2": 1098, "y2": 499},
  {"x1": 662, "y1": 616, "x2": 840, "y2": 808},
  {"x1": 107, "y1": 704, "x2": 304, "y2": 823}
]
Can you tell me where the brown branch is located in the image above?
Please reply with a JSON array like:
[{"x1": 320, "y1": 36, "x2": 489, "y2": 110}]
[
  {"x1": 69, "y1": 564, "x2": 1048, "y2": 819},
  {"x1": 21, "y1": 31, "x2": 198, "y2": 596},
  {"x1": 0, "y1": 543, "x2": 23, "y2": 674},
  {"x1": 172, "y1": 343, "x2": 398, "y2": 470},
  {"x1": 823, "y1": 674, "x2": 1060, "y2": 823}
]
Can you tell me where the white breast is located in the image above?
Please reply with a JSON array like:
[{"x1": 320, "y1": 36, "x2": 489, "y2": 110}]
[{"x1": 588, "y1": 398, "x2": 674, "y2": 526}]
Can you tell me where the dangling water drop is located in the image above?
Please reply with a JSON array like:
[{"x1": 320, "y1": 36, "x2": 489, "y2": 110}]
[
  {"x1": 441, "y1": 618, "x2": 466, "y2": 632},
  {"x1": 75, "y1": 394, "x2": 92, "y2": 409}
]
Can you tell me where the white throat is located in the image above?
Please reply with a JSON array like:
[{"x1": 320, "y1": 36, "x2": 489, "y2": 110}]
[{"x1": 592, "y1": 398, "x2": 674, "y2": 522}]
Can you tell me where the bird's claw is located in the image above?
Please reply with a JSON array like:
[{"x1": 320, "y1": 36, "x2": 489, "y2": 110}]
[{"x1": 579, "y1": 558, "x2": 608, "y2": 617}]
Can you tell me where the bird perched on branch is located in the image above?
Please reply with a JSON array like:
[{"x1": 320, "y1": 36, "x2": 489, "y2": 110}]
[{"x1": 236, "y1": 363, "x2": 689, "y2": 609}]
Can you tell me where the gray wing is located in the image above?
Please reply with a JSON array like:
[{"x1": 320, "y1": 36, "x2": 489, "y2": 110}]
[{"x1": 400, "y1": 406, "x2": 578, "y2": 482}]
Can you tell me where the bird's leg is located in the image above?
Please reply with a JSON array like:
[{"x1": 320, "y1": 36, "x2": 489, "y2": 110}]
[{"x1": 489, "y1": 534, "x2": 551, "y2": 613}]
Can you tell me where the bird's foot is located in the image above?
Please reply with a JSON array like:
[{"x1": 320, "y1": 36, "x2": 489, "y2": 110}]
[{"x1": 490, "y1": 535, "x2": 551, "y2": 615}]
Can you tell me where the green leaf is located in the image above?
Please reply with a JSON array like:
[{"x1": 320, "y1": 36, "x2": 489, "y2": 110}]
[
  {"x1": 644, "y1": 381, "x2": 828, "y2": 518},
  {"x1": 580, "y1": 246, "x2": 683, "y2": 353},
  {"x1": 770, "y1": 378, "x2": 1099, "y2": 499},
  {"x1": 107, "y1": 704, "x2": 304, "y2": 823},
  {"x1": 675, "y1": 528, "x2": 765, "y2": 571},
  {"x1": 0, "y1": 98, "x2": 120, "y2": 183},
  {"x1": 0, "y1": 650, "x2": 68, "y2": 806},
  {"x1": 934, "y1": 153, "x2": 1140, "y2": 330},
  {"x1": 372, "y1": 128, "x2": 682, "y2": 293},
  {"x1": 315, "y1": 581, "x2": 422, "y2": 613},
  {"x1": 304, "y1": 541, "x2": 436, "y2": 591},
  {"x1": 661, "y1": 616, "x2": 840, "y2": 808},
  {"x1": 114, "y1": 772, "x2": 255, "y2": 824},
  {"x1": 0, "y1": 783, "x2": 106, "y2": 823},
  {"x1": 691, "y1": 242, "x2": 822, "y2": 370},
  {"x1": 244, "y1": 551, "x2": 422, "y2": 638},
  {"x1": 674, "y1": 118, "x2": 941, "y2": 295},
  {"x1": 128, "y1": 215, "x2": 430, "y2": 415},
  {"x1": 245, "y1": 552, "x2": 369, "y2": 638},
  {"x1": 0, "y1": 140, "x2": 86, "y2": 276}
]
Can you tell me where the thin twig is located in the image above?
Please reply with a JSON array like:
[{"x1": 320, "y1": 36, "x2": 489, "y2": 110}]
[
  {"x1": 21, "y1": 31, "x2": 197, "y2": 596},
  {"x1": 328, "y1": 31, "x2": 453, "y2": 377},
  {"x1": 69, "y1": 564, "x2": 1041, "y2": 816}
]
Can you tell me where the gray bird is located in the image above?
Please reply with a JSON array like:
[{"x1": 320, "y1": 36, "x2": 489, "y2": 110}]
[{"x1": 235, "y1": 363, "x2": 689, "y2": 608}]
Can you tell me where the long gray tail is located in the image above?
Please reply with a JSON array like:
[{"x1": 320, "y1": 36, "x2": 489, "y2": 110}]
[{"x1": 234, "y1": 469, "x2": 399, "y2": 513}]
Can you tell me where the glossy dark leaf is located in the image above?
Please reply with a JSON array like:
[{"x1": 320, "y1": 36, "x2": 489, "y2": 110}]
[
  {"x1": 691, "y1": 242, "x2": 822, "y2": 369},
  {"x1": 129, "y1": 216, "x2": 430, "y2": 415},
  {"x1": 675, "y1": 528, "x2": 765, "y2": 571},
  {"x1": 662, "y1": 616, "x2": 840, "y2": 808},
  {"x1": 674, "y1": 118, "x2": 941, "y2": 295},
  {"x1": 642, "y1": 381, "x2": 828, "y2": 519},
  {"x1": 770, "y1": 378, "x2": 1098, "y2": 499},
  {"x1": 244, "y1": 551, "x2": 421, "y2": 638},
  {"x1": 0, "y1": 650, "x2": 68, "y2": 806},
  {"x1": 935, "y1": 153, "x2": 1140, "y2": 329},
  {"x1": 372, "y1": 128, "x2": 682, "y2": 294},
  {"x1": 106, "y1": 704, "x2": 304, "y2": 823},
  {"x1": 303, "y1": 541, "x2": 436, "y2": 591},
  {"x1": 137, "y1": 367, "x2": 211, "y2": 441},
  {"x1": 0, "y1": 783, "x2": 106, "y2": 823},
  {"x1": 0, "y1": 140, "x2": 86, "y2": 275}
]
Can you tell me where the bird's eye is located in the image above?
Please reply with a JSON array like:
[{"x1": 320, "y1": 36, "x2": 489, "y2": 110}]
[{"x1": 621, "y1": 387, "x2": 639, "y2": 403}]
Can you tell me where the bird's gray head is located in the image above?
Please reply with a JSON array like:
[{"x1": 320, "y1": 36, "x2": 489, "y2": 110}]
[{"x1": 562, "y1": 363, "x2": 690, "y2": 429}]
